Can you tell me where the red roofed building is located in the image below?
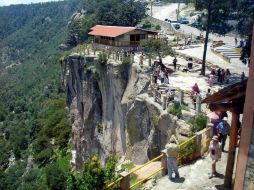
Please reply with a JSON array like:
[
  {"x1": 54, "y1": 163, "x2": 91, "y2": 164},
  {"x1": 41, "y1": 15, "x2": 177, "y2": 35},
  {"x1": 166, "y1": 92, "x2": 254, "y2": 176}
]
[{"x1": 89, "y1": 25, "x2": 158, "y2": 51}]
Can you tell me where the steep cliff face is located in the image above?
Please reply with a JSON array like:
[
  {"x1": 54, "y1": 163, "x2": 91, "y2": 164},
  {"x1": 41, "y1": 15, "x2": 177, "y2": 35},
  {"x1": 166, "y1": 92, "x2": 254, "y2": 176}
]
[{"x1": 63, "y1": 53, "x2": 187, "y2": 170}]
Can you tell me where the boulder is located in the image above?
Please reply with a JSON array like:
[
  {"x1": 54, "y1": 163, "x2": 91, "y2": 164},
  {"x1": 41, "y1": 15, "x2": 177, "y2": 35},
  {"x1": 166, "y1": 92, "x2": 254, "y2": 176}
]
[
  {"x1": 176, "y1": 119, "x2": 192, "y2": 137},
  {"x1": 181, "y1": 110, "x2": 196, "y2": 121}
]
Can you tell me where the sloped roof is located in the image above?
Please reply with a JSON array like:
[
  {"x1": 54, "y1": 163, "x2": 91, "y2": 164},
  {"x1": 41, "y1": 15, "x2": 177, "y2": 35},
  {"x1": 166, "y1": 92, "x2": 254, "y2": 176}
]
[
  {"x1": 202, "y1": 80, "x2": 247, "y2": 104},
  {"x1": 88, "y1": 25, "x2": 135, "y2": 38},
  {"x1": 202, "y1": 80, "x2": 247, "y2": 114}
]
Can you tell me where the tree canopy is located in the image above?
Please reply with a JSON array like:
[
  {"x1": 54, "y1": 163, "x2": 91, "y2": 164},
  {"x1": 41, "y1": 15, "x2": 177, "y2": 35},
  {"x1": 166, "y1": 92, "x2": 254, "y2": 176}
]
[
  {"x1": 66, "y1": 0, "x2": 147, "y2": 47},
  {"x1": 140, "y1": 38, "x2": 175, "y2": 64}
]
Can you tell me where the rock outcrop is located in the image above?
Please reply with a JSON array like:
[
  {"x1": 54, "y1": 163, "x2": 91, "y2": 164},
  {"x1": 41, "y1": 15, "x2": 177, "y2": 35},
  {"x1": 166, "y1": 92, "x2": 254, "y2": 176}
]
[{"x1": 62, "y1": 53, "x2": 191, "y2": 170}]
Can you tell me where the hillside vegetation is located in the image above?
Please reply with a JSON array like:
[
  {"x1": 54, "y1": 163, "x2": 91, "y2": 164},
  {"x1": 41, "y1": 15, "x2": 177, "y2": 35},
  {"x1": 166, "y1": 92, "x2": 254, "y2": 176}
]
[
  {"x1": 0, "y1": 1, "x2": 83, "y2": 189},
  {"x1": 0, "y1": 0, "x2": 147, "y2": 189}
]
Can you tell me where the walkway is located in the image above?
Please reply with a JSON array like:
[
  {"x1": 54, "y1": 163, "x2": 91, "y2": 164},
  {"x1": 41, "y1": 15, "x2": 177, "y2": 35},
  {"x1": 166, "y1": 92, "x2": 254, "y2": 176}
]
[{"x1": 151, "y1": 151, "x2": 228, "y2": 190}]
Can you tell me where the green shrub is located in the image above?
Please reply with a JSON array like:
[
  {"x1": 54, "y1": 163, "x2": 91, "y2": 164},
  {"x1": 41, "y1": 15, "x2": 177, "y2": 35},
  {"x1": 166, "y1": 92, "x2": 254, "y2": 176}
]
[
  {"x1": 155, "y1": 25, "x2": 161, "y2": 30},
  {"x1": 45, "y1": 163, "x2": 67, "y2": 190},
  {"x1": 167, "y1": 101, "x2": 189, "y2": 118},
  {"x1": 178, "y1": 137, "x2": 196, "y2": 163},
  {"x1": 95, "y1": 53, "x2": 108, "y2": 67},
  {"x1": 67, "y1": 155, "x2": 118, "y2": 190},
  {"x1": 188, "y1": 114, "x2": 208, "y2": 133}
]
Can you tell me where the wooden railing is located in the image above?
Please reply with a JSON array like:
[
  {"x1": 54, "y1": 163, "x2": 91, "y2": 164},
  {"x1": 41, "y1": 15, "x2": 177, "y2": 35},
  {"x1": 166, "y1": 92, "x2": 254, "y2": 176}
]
[
  {"x1": 94, "y1": 39, "x2": 140, "y2": 47},
  {"x1": 105, "y1": 126, "x2": 213, "y2": 189}
]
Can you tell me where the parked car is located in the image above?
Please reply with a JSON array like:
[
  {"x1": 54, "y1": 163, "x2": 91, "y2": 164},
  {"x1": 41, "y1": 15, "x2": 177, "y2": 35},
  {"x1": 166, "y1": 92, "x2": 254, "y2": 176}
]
[
  {"x1": 166, "y1": 19, "x2": 181, "y2": 30},
  {"x1": 178, "y1": 18, "x2": 189, "y2": 24},
  {"x1": 191, "y1": 22, "x2": 202, "y2": 29}
]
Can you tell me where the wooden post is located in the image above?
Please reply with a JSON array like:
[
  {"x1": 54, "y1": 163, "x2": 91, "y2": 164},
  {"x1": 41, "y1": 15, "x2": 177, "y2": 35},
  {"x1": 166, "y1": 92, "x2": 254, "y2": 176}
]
[
  {"x1": 196, "y1": 94, "x2": 201, "y2": 113},
  {"x1": 195, "y1": 134, "x2": 202, "y2": 158},
  {"x1": 149, "y1": 57, "x2": 152, "y2": 66},
  {"x1": 161, "y1": 153, "x2": 167, "y2": 176},
  {"x1": 119, "y1": 171, "x2": 130, "y2": 190},
  {"x1": 153, "y1": 88, "x2": 157, "y2": 102},
  {"x1": 150, "y1": 75, "x2": 153, "y2": 86},
  {"x1": 131, "y1": 53, "x2": 134, "y2": 63},
  {"x1": 107, "y1": 51, "x2": 110, "y2": 59},
  {"x1": 179, "y1": 90, "x2": 184, "y2": 105},
  {"x1": 224, "y1": 112, "x2": 239, "y2": 189},
  {"x1": 116, "y1": 51, "x2": 119, "y2": 61},
  {"x1": 139, "y1": 54, "x2": 143, "y2": 65},
  {"x1": 163, "y1": 95, "x2": 167, "y2": 110}
]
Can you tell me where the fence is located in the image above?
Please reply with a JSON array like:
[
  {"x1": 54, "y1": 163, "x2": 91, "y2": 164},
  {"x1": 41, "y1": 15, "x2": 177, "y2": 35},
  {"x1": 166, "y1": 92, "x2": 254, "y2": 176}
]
[
  {"x1": 105, "y1": 126, "x2": 213, "y2": 190},
  {"x1": 149, "y1": 79, "x2": 202, "y2": 113}
]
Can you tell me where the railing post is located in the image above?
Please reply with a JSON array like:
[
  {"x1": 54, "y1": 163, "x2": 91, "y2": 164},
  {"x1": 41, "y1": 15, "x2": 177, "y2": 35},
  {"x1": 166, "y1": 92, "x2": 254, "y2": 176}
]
[
  {"x1": 179, "y1": 90, "x2": 184, "y2": 105},
  {"x1": 120, "y1": 171, "x2": 130, "y2": 190},
  {"x1": 195, "y1": 134, "x2": 202, "y2": 158},
  {"x1": 149, "y1": 57, "x2": 152, "y2": 66},
  {"x1": 153, "y1": 88, "x2": 157, "y2": 102},
  {"x1": 161, "y1": 153, "x2": 167, "y2": 176},
  {"x1": 150, "y1": 74, "x2": 153, "y2": 86},
  {"x1": 196, "y1": 94, "x2": 201, "y2": 113},
  {"x1": 131, "y1": 53, "x2": 134, "y2": 63},
  {"x1": 139, "y1": 54, "x2": 143, "y2": 65},
  {"x1": 162, "y1": 95, "x2": 167, "y2": 110}
]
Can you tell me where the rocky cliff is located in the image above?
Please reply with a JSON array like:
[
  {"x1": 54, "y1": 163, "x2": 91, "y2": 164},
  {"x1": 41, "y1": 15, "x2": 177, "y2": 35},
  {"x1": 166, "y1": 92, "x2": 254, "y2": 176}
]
[{"x1": 62, "y1": 53, "x2": 192, "y2": 170}]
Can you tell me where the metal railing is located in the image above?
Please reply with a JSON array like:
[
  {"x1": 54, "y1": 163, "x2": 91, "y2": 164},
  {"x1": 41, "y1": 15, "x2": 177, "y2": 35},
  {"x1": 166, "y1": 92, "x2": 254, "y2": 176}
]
[{"x1": 105, "y1": 126, "x2": 213, "y2": 189}]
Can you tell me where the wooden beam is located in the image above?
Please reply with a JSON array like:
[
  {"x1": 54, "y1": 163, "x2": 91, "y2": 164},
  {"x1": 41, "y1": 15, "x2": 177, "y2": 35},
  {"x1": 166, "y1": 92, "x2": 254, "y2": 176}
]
[{"x1": 224, "y1": 112, "x2": 239, "y2": 188}]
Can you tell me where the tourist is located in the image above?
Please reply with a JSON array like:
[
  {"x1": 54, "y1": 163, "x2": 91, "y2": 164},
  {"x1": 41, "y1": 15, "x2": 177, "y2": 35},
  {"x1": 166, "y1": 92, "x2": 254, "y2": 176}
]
[
  {"x1": 211, "y1": 69, "x2": 216, "y2": 75},
  {"x1": 241, "y1": 72, "x2": 245, "y2": 81},
  {"x1": 208, "y1": 73, "x2": 215, "y2": 87},
  {"x1": 221, "y1": 69, "x2": 225, "y2": 84},
  {"x1": 206, "y1": 88, "x2": 211, "y2": 98},
  {"x1": 235, "y1": 37, "x2": 238, "y2": 47},
  {"x1": 216, "y1": 117, "x2": 231, "y2": 152},
  {"x1": 166, "y1": 86, "x2": 174, "y2": 101},
  {"x1": 165, "y1": 137, "x2": 180, "y2": 180},
  {"x1": 225, "y1": 69, "x2": 231, "y2": 84},
  {"x1": 165, "y1": 70, "x2": 169, "y2": 84},
  {"x1": 173, "y1": 57, "x2": 177, "y2": 70},
  {"x1": 192, "y1": 83, "x2": 200, "y2": 94},
  {"x1": 217, "y1": 69, "x2": 221, "y2": 83},
  {"x1": 191, "y1": 92, "x2": 197, "y2": 110},
  {"x1": 153, "y1": 65, "x2": 160, "y2": 84},
  {"x1": 209, "y1": 136, "x2": 222, "y2": 179},
  {"x1": 160, "y1": 70, "x2": 165, "y2": 84}
]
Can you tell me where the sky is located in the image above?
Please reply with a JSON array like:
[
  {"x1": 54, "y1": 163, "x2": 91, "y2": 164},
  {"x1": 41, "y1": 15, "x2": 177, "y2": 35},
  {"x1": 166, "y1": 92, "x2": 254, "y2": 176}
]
[{"x1": 0, "y1": 0, "x2": 62, "y2": 6}]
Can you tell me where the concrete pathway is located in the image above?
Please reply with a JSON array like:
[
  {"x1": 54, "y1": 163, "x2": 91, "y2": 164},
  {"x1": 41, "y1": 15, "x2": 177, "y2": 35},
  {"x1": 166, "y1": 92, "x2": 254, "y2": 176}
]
[{"x1": 151, "y1": 151, "x2": 228, "y2": 190}]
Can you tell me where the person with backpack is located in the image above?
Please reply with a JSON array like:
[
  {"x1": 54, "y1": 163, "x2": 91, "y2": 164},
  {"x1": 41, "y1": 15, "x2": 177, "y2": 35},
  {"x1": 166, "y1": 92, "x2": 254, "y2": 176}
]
[{"x1": 216, "y1": 117, "x2": 231, "y2": 152}]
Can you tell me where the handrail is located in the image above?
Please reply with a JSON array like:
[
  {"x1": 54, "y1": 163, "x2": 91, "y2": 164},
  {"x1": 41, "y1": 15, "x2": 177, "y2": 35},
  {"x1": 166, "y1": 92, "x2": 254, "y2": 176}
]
[
  {"x1": 178, "y1": 135, "x2": 196, "y2": 148},
  {"x1": 106, "y1": 176, "x2": 124, "y2": 189},
  {"x1": 105, "y1": 154, "x2": 163, "y2": 189},
  {"x1": 128, "y1": 154, "x2": 164, "y2": 175},
  {"x1": 105, "y1": 127, "x2": 212, "y2": 189},
  {"x1": 130, "y1": 167, "x2": 164, "y2": 189}
]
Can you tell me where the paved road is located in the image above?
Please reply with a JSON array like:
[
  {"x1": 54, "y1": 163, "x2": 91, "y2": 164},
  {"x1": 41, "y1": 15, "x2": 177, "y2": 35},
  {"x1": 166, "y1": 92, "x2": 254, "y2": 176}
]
[{"x1": 152, "y1": 3, "x2": 237, "y2": 46}]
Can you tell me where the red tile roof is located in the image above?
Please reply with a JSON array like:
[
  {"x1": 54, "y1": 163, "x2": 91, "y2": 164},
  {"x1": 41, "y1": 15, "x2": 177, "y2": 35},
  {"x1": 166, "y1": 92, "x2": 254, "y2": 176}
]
[{"x1": 88, "y1": 25, "x2": 136, "y2": 38}]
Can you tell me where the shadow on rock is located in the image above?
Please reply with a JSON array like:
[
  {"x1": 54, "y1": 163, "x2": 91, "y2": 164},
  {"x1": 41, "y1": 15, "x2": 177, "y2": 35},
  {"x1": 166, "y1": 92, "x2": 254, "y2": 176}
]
[
  {"x1": 171, "y1": 177, "x2": 185, "y2": 183},
  {"x1": 215, "y1": 172, "x2": 225, "y2": 179},
  {"x1": 215, "y1": 184, "x2": 231, "y2": 190}
]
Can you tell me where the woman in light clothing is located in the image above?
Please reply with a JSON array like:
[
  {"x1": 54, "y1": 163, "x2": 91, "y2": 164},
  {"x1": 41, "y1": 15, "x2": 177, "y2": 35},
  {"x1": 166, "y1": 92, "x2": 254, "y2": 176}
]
[{"x1": 209, "y1": 136, "x2": 222, "y2": 179}]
